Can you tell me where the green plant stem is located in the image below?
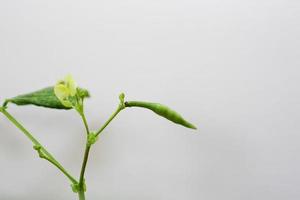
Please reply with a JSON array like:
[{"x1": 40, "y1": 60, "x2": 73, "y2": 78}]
[
  {"x1": 0, "y1": 108, "x2": 78, "y2": 184},
  {"x1": 78, "y1": 144, "x2": 90, "y2": 200},
  {"x1": 77, "y1": 106, "x2": 90, "y2": 200},
  {"x1": 77, "y1": 104, "x2": 124, "y2": 200},
  {"x1": 80, "y1": 112, "x2": 90, "y2": 135},
  {"x1": 78, "y1": 189, "x2": 85, "y2": 200},
  {"x1": 95, "y1": 105, "x2": 124, "y2": 137},
  {"x1": 79, "y1": 144, "x2": 90, "y2": 183}
]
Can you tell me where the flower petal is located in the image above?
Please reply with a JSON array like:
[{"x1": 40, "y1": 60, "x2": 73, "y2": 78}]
[
  {"x1": 54, "y1": 84, "x2": 72, "y2": 107},
  {"x1": 64, "y1": 74, "x2": 77, "y2": 96}
]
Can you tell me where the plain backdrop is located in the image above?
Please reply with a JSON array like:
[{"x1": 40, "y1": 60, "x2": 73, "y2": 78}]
[{"x1": 0, "y1": 0, "x2": 300, "y2": 200}]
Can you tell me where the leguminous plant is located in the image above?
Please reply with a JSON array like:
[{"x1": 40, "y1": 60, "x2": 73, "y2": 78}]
[{"x1": 0, "y1": 75, "x2": 196, "y2": 200}]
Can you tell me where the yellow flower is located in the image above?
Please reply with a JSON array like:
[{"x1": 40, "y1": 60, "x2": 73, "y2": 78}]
[{"x1": 54, "y1": 75, "x2": 78, "y2": 107}]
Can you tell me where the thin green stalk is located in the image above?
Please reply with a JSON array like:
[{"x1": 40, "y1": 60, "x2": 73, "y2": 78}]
[
  {"x1": 78, "y1": 144, "x2": 90, "y2": 200},
  {"x1": 77, "y1": 106, "x2": 90, "y2": 200},
  {"x1": 78, "y1": 100, "x2": 90, "y2": 135},
  {"x1": 79, "y1": 144, "x2": 90, "y2": 183},
  {"x1": 77, "y1": 104, "x2": 124, "y2": 200},
  {"x1": 95, "y1": 105, "x2": 124, "y2": 137},
  {"x1": 0, "y1": 108, "x2": 78, "y2": 184},
  {"x1": 80, "y1": 112, "x2": 90, "y2": 135},
  {"x1": 78, "y1": 190, "x2": 85, "y2": 200}
]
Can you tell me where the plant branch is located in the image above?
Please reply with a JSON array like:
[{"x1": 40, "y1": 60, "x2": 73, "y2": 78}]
[
  {"x1": 78, "y1": 190, "x2": 85, "y2": 200},
  {"x1": 80, "y1": 112, "x2": 90, "y2": 135},
  {"x1": 77, "y1": 99, "x2": 90, "y2": 135},
  {"x1": 77, "y1": 103, "x2": 91, "y2": 200},
  {"x1": 95, "y1": 104, "x2": 124, "y2": 137},
  {"x1": 0, "y1": 108, "x2": 78, "y2": 184},
  {"x1": 78, "y1": 144, "x2": 90, "y2": 188},
  {"x1": 77, "y1": 102, "x2": 125, "y2": 200}
]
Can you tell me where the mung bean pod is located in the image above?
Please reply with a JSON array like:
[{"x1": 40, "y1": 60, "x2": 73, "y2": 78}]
[{"x1": 125, "y1": 101, "x2": 196, "y2": 129}]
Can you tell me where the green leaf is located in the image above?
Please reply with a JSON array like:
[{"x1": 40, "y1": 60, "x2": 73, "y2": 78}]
[
  {"x1": 3, "y1": 87, "x2": 72, "y2": 109},
  {"x1": 125, "y1": 101, "x2": 197, "y2": 129}
]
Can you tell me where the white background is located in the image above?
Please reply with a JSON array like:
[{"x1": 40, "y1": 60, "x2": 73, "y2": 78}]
[{"x1": 0, "y1": 0, "x2": 300, "y2": 199}]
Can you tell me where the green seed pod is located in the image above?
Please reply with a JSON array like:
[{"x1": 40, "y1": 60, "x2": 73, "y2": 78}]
[{"x1": 125, "y1": 101, "x2": 196, "y2": 129}]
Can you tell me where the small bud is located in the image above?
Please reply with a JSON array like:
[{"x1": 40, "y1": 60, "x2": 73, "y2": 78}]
[
  {"x1": 87, "y1": 132, "x2": 98, "y2": 147},
  {"x1": 77, "y1": 88, "x2": 90, "y2": 98},
  {"x1": 119, "y1": 93, "x2": 125, "y2": 109},
  {"x1": 119, "y1": 93, "x2": 125, "y2": 102},
  {"x1": 33, "y1": 145, "x2": 46, "y2": 158},
  {"x1": 71, "y1": 183, "x2": 80, "y2": 193},
  {"x1": 33, "y1": 145, "x2": 41, "y2": 150}
]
